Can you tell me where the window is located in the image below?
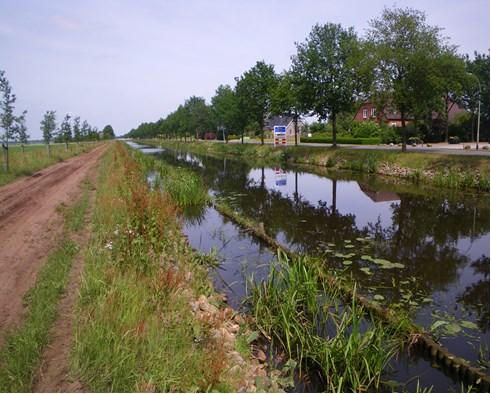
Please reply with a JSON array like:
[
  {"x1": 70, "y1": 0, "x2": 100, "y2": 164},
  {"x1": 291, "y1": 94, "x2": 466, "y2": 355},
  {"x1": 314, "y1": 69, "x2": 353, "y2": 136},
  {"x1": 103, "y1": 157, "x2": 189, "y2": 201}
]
[
  {"x1": 371, "y1": 108, "x2": 376, "y2": 117},
  {"x1": 362, "y1": 109, "x2": 368, "y2": 119}
]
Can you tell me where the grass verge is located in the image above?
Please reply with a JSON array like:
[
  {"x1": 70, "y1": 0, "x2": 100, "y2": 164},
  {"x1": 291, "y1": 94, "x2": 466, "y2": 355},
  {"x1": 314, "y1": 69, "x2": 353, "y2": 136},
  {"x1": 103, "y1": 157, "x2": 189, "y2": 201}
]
[
  {"x1": 0, "y1": 184, "x2": 90, "y2": 392},
  {"x1": 142, "y1": 139, "x2": 489, "y2": 192},
  {"x1": 0, "y1": 142, "x2": 103, "y2": 187},
  {"x1": 72, "y1": 142, "x2": 258, "y2": 392}
]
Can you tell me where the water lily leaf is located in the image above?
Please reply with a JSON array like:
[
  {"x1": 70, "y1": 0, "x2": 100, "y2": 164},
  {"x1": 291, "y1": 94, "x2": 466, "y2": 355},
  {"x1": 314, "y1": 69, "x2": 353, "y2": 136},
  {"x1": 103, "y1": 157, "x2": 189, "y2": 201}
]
[
  {"x1": 335, "y1": 253, "x2": 345, "y2": 258},
  {"x1": 356, "y1": 237, "x2": 366, "y2": 242},
  {"x1": 373, "y1": 258, "x2": 392, "y2": 266},
  {"x1": 460, "y1": 321, "x2": 479, "y2": 330},
  {"x1": 444, "y1": 323, "x2": 462, "y2": 335},
  {"x1": 374, "y1": 294, "x2": 384, "y2": 301},
  {"x1": 392, "y1": 263, "x2": 405, "y2": 269},
  {"x1": 342, "y1": 260, "x2": 352, "y2": 266},
  {"x1": 430, "y1": 320, "x2": 447, "y2": 332},
  {"x1": 361, "y1": 255, "x2": 372, "y2": 261},
  {"x1": 409, "y1": 301, "x2": 418, "y2": 306},
  {"x1": 360, "y1": 267, "x2": 372, "y2": 275},
  {"x1": 344, "y1": 240, "x2": 352, "y2": 243},
  {"x1": 345, "y1": 245, "x2": 355, "y2": 249},
  {"x1": 328, "y1": 243, "x2": 335, "y2": 247},
  {"x1": 422, "y1": 298, "x2": 433, "y2": 303}
]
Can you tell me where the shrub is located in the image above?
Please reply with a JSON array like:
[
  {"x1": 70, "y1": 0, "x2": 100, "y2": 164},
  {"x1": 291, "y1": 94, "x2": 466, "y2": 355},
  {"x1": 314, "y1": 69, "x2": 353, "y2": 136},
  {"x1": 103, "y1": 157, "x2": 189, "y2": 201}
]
[
  {"x1": 351, "y1": 121, "x2": 382, "y2": 138},
  {"x1": 300, "y1": 136, "x2": 381, "y2": 145}
]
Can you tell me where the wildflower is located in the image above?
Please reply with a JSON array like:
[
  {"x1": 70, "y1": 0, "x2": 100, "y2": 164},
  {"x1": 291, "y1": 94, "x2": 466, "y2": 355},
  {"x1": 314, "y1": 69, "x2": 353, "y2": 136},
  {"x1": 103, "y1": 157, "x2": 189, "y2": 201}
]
[{"x1": 105, "y1": 241, "x2": 113, "y2": 250}]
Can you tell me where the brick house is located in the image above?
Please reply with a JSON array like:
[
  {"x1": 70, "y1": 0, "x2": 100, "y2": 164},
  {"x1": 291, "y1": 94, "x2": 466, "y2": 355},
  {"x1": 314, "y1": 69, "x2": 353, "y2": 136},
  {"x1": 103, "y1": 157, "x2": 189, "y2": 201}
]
[{"x1": 353, "y1": 101, "x2": 466, "y2": 127}]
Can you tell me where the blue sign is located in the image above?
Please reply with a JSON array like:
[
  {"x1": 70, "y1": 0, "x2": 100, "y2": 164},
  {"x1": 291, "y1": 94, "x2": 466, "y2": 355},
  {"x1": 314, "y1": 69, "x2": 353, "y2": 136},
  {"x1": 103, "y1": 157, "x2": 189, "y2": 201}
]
[{"x1": 274, "y1": 125, "x2": 286, "y2": 134}]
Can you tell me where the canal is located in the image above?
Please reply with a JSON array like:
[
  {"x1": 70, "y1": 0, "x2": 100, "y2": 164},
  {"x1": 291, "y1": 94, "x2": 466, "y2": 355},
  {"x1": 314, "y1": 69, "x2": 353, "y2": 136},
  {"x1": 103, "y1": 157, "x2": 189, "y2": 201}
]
[{"x1": 132, "y1": 142, "x2": 490, "y2": 392}]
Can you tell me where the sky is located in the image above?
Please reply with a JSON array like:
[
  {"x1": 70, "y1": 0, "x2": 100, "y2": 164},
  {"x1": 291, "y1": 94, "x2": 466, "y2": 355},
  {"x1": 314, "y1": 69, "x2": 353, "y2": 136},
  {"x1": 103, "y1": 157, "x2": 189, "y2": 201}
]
[{"x1": 0, "y1": 0, "x2": 489, "y2": 139}]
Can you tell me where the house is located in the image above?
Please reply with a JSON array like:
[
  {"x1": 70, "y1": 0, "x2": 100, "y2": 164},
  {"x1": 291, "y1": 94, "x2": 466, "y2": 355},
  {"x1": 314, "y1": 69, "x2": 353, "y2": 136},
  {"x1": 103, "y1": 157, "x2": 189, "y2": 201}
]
[
  {"x1": 264, "y1": 115, "x2": 304, "y2": 137},
  {"x1": 353, "y1": 101, "x2": 466, "y2": 127}
]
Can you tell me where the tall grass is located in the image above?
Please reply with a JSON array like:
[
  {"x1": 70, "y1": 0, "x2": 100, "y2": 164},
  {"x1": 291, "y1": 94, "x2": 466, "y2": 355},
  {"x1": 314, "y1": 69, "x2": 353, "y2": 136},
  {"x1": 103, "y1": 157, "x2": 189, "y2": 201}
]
[
  {"x1": 130, "y1": 147, "x2": 210, "y2": 207},
  {"x1": 72, "y1": 143, "x2": 241, "y2": 392},
  {"x1": 0, "y1": 142, "x2": 101, "y2": 187},
  {"x1": 250, "y1": 252, "x2": 400, "y2": 392}
]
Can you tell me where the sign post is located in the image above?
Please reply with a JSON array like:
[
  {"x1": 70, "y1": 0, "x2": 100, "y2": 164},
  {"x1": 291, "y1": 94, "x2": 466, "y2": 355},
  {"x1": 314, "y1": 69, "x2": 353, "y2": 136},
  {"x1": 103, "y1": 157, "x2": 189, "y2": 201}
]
[{"x1": 273, "y1": 125, "x2": 287, "y2": 146}]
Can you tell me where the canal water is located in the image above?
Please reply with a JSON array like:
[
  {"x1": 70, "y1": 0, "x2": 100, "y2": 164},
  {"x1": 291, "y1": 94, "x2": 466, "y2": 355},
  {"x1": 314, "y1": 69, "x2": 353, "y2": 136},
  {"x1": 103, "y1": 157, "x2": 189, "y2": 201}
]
[{"x1": 131, "y1": 142, "x2": 490, "y2": 391}]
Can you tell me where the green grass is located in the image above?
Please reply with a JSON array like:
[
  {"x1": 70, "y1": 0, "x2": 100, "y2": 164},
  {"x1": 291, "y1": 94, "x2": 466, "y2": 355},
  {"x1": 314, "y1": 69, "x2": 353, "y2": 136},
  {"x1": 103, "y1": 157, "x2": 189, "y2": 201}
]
[
  {"x1": 0, "y1": 142, "x2": 102, "y2": 187},
  {"x1": 250, "y1": 252, "x2": 401, "y2": 392},
  {"x1": 142, "y1": 139, "x2": 489, "y2": 192},
  {"x1": 0, "y1": 176, "x2": 91, "y2": 392},
  {"x1": 72, "y1": 143, "x2": 246, "y2": 392}
]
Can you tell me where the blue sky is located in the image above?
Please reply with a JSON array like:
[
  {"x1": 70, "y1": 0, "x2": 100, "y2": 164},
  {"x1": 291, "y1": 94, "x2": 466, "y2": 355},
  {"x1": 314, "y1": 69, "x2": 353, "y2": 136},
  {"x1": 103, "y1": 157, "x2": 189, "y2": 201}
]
[{"x1": 0, "y1": 0, "x2": 489, "y2": 138}]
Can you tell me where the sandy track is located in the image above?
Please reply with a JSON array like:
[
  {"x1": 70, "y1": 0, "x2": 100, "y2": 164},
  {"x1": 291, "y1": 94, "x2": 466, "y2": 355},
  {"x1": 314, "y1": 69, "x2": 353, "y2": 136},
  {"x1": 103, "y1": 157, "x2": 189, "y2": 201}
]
[{"x1": 0, "y1": 144, "x2": 107, "y2": 343}]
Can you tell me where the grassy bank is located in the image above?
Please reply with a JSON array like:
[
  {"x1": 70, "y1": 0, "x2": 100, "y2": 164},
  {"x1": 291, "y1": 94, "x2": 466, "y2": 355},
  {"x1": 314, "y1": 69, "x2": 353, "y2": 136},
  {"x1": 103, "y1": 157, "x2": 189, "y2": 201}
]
[
  {"x1": 72, "y1": 143, "x2": 265, "y2": 392},
  {"x1": 0, "y1": 183, "x2": 90, "y2": 392},
  {"x1": 0, "y1": 142, "x2": 102, "y2": 187},
  {"x1": 141, "y1": 139, "x2": 490, "y2": 192}
]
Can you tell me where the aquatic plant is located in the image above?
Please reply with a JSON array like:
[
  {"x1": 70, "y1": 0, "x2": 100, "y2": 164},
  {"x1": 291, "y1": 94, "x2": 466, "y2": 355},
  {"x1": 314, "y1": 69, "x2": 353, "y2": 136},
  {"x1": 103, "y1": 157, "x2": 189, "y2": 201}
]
[{"x1": 249, "y1": 252, "x2": 400, "y2": 392}]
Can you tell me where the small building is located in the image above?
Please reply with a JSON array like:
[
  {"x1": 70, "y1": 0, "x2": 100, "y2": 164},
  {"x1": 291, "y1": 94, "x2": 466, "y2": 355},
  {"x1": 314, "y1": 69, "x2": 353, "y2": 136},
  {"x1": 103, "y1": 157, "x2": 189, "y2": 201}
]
[{"x1": 264, "y1": 115, "x2": 304, "y2": 137}]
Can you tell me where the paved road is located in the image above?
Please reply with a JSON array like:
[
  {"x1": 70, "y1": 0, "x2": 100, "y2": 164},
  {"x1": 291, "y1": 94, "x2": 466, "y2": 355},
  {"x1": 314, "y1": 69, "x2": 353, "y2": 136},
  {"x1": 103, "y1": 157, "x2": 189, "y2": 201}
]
[{"x1": 227, "y1": 139, "x2": 490, "y2": 157}]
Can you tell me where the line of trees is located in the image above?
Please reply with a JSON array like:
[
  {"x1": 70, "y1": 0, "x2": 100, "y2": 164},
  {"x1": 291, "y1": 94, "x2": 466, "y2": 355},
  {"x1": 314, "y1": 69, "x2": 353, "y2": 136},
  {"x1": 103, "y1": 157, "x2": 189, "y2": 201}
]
[
  {"x1": 0, "y1": 69, "x2": 116, "y2": 170},
  {"x1": 126, "y1": 6, "x2": 489, "y2": 151}
]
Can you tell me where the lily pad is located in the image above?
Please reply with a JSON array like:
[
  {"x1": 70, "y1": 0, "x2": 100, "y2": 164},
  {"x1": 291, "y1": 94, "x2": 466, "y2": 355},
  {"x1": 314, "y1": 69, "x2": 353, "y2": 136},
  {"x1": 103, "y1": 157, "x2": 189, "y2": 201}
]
[
  {"x1": 360, "y1": 267, "x2": 372, "y2": 275},
  {"x1": 361, "y1": 255, "x2": 372, "y2": 261},
  {"x1": 335, "y1": 253, "x2": 345, "y2": 258},
  {"x1": 444, "y1": 323, "x2": 462, "y2": 335},
  {"x1": 345, "y1": 245, "x2": 355, "y2": 249},
  {"x1": 422, "y1": 298, "x2": 433, "y2": 303},
  {"x1": 460, "y1": 321, "x2": 479, "y2": 330},
  {"x1": 374, "y1": 294, "x2": 385, "y2": 301},
  {"x1": 342, "y1": 260, "x2": 352, "y2": 266},
  {"x1": 430, "y1": 320, "x2": 447, "y2": 332}
]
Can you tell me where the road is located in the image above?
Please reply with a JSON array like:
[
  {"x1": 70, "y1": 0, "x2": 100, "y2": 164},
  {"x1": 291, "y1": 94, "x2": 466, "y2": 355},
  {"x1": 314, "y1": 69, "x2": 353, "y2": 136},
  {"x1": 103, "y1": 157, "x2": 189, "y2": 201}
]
[{"x1": 0, "y1": 144, "x2": 106, "y2": 344}]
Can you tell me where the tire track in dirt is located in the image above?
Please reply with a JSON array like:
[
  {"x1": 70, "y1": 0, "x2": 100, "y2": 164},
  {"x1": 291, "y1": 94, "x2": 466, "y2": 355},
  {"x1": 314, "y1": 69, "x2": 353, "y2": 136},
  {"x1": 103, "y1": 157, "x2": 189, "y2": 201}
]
[{"x1": 0, "y1": 144, "x2": 107, "y2": 345}]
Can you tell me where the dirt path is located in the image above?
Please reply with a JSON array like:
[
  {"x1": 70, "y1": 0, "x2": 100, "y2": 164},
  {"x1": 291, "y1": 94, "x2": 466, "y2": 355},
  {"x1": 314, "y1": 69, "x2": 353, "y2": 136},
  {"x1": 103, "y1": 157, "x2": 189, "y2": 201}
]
[
  {"x1": 32, "y1": 174, "x2": 98, "y2": 392},
  {"x1": 0, "y1": 144, "x2": 107, "y2": 344}
]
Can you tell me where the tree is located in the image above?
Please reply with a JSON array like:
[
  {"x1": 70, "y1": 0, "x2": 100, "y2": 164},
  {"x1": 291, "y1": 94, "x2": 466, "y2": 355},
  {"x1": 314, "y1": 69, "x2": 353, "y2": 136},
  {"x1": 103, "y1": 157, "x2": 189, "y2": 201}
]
[
  {"x1": 367, "y1": 7, "x2": 447, "y2": 152},
  {"x1": 102, "y1": 124, "x2": 115, "y2": 139},
  {"x1": 211, "y1": 84, "x2": 240, "y2": 142},
  {"x1": 81, "y1": 120, "x2": 90, "y2": 140},
  {"x1": 73, "y1": 116, "x2": 81, "y2": 142},
  {"x1": 183, "y1": 96, "x2": 213, "y2": 140},
  {"x1": 464, "y1": 52, "x2": 490, "y2": 143},
  {"x1": 40, "y1": 110, "x2": 56, "y2": 157},
  {"x1": 435, "y1": 51, "x2": 468, "y2": 142},
  {"x1": 235, "y1": 61, "x2": 278, "y2": 145},
  {"x1": 292, "y1": 23, "x2": 367, "y2": 147},
  {"x1": 12, "y1": 110, "x2": 29, "y2": 153},
  {"x1": 271, "y1": 71, "x2": 308, "y2": 146},
  {"x1": 58, "y1": 113, "x2": 72, "y2": 149},
  {"x1": 0, "y1": 70, "x2": 17, "y2": 171}
]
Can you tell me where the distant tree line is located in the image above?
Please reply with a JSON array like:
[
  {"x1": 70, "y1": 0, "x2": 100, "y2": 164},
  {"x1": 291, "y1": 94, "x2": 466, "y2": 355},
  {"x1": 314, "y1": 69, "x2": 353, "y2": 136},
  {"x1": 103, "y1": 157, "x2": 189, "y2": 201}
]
[
  {"x1": 0, "y1": 68, "x2": 116, "y2": 170},
  {"x1": 126, "y1": 6, "x2": 489, "y2": 151}
]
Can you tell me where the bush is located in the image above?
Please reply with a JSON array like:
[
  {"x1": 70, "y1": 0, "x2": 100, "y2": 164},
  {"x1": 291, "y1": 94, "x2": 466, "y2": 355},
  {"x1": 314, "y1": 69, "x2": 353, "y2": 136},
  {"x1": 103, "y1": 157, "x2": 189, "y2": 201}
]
[
  {"x1": 300, "y1": 136, "x2": 381, "y2": 145},
  {"x1": 351, "y1": 121, "x2": 382, "y2": 138},
  {"x1": 379, "y1": 126, "x2": 401, "y2": 144}
]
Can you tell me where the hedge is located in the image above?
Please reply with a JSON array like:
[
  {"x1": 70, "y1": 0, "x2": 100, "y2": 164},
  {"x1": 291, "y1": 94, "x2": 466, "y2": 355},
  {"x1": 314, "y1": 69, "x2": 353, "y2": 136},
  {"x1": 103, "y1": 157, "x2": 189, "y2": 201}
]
[{"x1": 300, "y1": 136, "x2": 382, "y2": 145}]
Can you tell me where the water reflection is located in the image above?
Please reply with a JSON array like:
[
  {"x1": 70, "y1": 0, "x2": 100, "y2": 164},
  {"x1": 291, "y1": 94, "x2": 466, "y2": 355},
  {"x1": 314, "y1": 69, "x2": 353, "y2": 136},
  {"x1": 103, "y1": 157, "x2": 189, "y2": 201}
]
[{"x1": 153, "y1": 147, "x2": 489, "y2": 366}]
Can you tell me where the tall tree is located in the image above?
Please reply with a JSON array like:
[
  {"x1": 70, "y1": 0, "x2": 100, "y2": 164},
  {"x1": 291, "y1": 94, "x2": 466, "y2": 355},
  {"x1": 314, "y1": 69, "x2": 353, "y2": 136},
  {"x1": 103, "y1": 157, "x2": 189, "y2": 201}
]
[
  {"x1": 58, "y1": 113, "x2": 72, "y2": 150},
  {"x1": 0, "y1": 70, "x2": 16, "y2": 171},
  {"x1": 41, "y1": 110, "x2": 56, "y2": 157},
  {"x1": 73, "y1": 116, "x2": 81, "y2": 142},
  {"x1": 271, "y1": 71, "x2": 308, "y2": 146},
  {"x1": 102, "y1": 124, "x2": 116, "y2": 139},
  {"x1": 292, "y1": 23, "x2": 366, "y2": 147},
  {"x1": 235, "y1": 61, "x2": 278, "y2": 145},
  {"x1": 435, "y1": 51, "x2": 468, "y2": 142},
  {"x1": 464, "y1": 52, "x2": 490, "y2": 143},
  {"x1": 367, "y1": 7, "x2": 446, "y2": 152},
  {"x1": 81, "y1": 120, "x2": 90, "y2": 140},
  {"x1": 211, "y1": 84, "x2": 240, "y2": 142},
  {"x1": 12, "y1": 110, "x2": 29, "y2": 153}
]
